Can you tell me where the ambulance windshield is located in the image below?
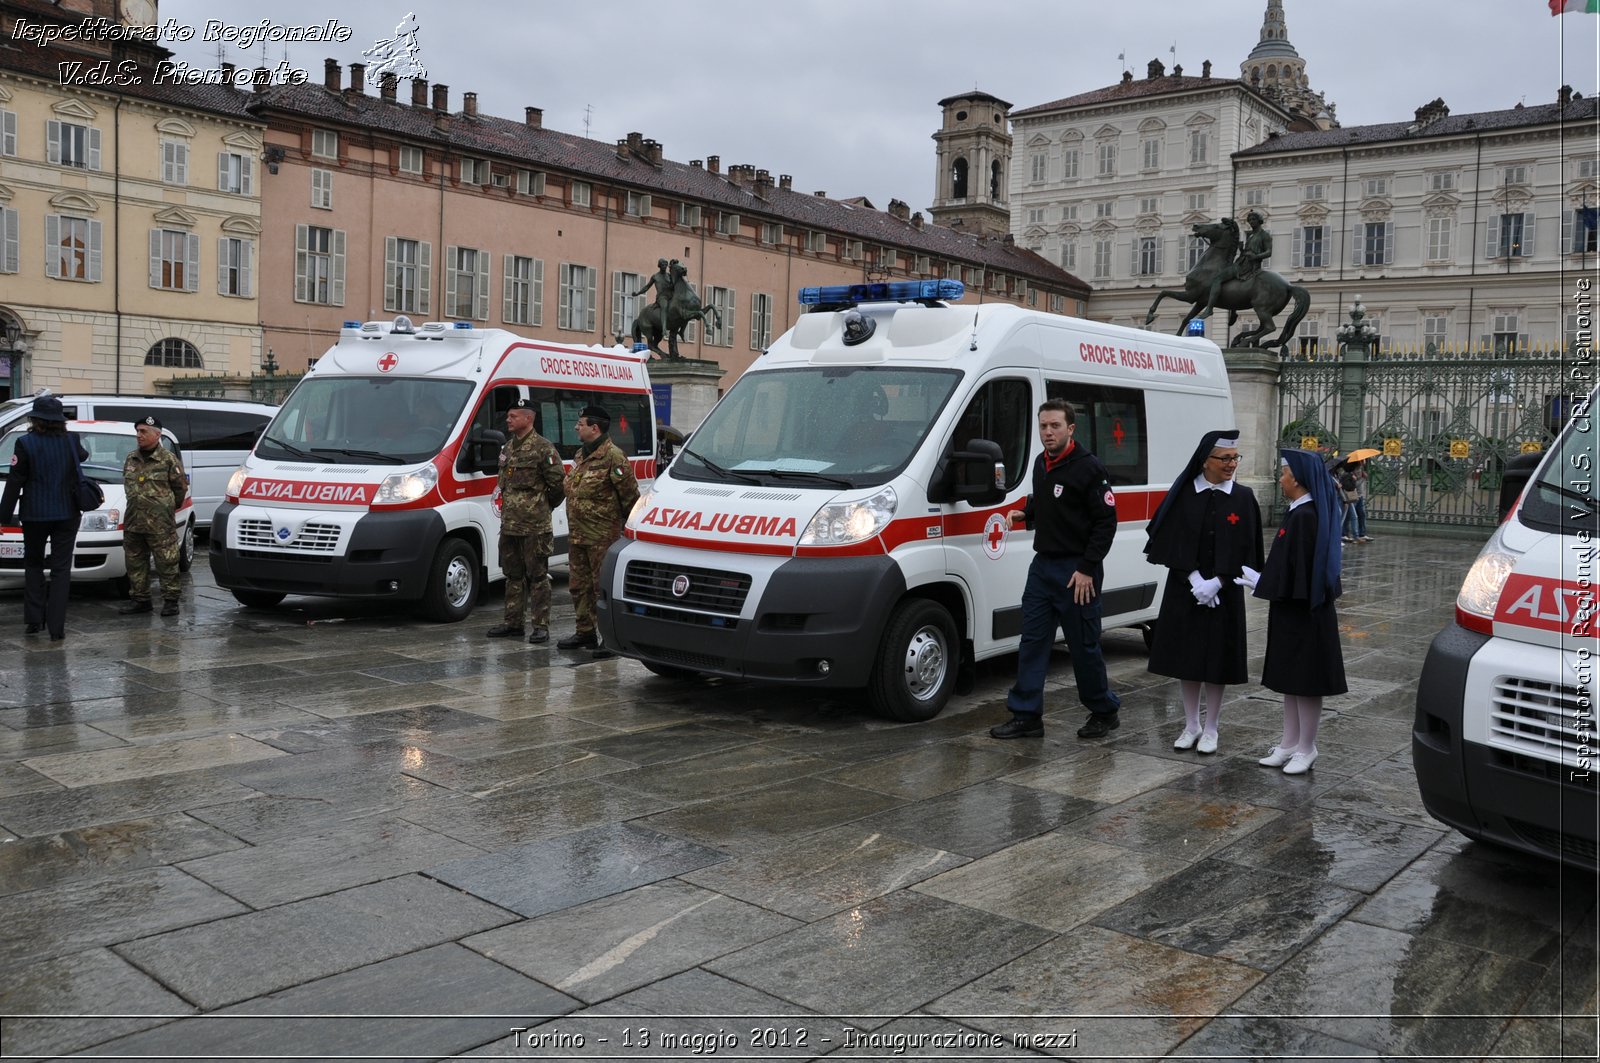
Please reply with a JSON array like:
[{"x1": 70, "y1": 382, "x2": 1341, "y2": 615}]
[
  {"x1": 257, "y1": 377, "x2": 474, "y2": 466},
  {"x1": 676, "y1": 366, "x2": 962, "y2": 487},
  {"x1": 1521, "y1": 391, "x2": 1600, "y2": 535}
]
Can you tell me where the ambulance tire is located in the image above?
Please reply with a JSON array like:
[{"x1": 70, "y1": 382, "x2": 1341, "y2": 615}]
[
  {"x1": 869, "y1": 599, "x2": 958, "y2": 722},
  {"x1": 231, "y1": 590, "x2": 285, "y2": 609},
  {"x1": 421, "y1": 538, "x2": 479, "y2": 622},
  {"x1": 178, "y1": 521, "x2": 195, "y2": 573}
]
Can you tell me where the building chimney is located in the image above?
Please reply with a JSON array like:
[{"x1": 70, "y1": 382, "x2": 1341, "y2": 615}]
[
  {"x1": 754, "y1": 169, "x2": 772, "y2": 197},
  {"x1": 253, "y1": 66, "x2": 271, "y2": 92},
  {"x1": 525, "y1": 106, "x2": 542, "y2": 128},
  {"x1": 814, "y1": 190, "x2": 827, "y2": 197},
  {"x1": 912, "y1": 211, "x2": 924, "y2": 230},
  {"x1": 616, "y1": 138, "x2": 630, "y2": 161},
  {"x1": 690, "y1": 159, "x2": 702, "y2": 168},
  {"x1": 412, "y1": 79, "x2": 428, "y2": 107},
  {"x1": 644, "y1": 139, "x2": 662, "y2": 165},
  {"x1": 888, "y1": 198, "x2": 910, "y2": 221},
  {"x1": 348, "y1": 63, "x2": 365, "y2": 94},
  {"x1": 779, "y1": 174, "x2": 792, "y2": 191},
  {"x1": 463, "y1": 91, "x2": 477, "y2": 117},
  {"x1": 706, "y1": 155, "x2": 719, "y2": 174},
  {"x1": 1147, "y1": 58, "x2": 1165, "y2": 79},
  {"x1": 1411, "y1": 97, "x2": 1449, "y2": 129},
  {"x1": 1121, "y1": 70, "x2": 1133, "y2": 85},
  {"x1": 379, "y1": 72, "x2": 397, "y2": 100},
  {"x1": 1202, "y1": 59, "x2": 1212, "y2": 79},
  {"x1": 727, "y1": 165, "x2": 746, "y2": 188},
  {"x1": 1559, "y1": 84, "x2": 1574, "y2": 107},
  {"x1": 432, "y1": 83, "x2": 448, "y2": 112},
  {"x1": 324, "y1": 58, "x2": 341, "y2": 92},
  {"x1": 220, "y1": 61, "x2": 235, "y2": 84},
  {"x1": 626, "y1": 131, "x2": 644, "y2": 155}
]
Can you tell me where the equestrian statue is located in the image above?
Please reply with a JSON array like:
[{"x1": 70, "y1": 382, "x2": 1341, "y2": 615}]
[
  {"x1": 1143, "y1": 213, "x2": 1310, "y2": 349},
  {"x1": 626, "y1": 261, "x2": 722, "y2": 359}
]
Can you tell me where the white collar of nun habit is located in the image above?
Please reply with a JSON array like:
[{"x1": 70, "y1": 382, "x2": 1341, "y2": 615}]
[
  {"x1": 1288, "y1": 494, "x2": 1313, "y2": 511},
  {"x1": 1192, "y1": 474, "x2": 1236, "y2": 494}
]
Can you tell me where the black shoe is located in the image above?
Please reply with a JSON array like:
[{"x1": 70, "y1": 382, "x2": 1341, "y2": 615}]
[
  {"x1": 527, "y1": 626, "x2": 549, "y2": 645},
  {"x1": 558, "y1": 630, "x2": 598, "y2": 650},
  {"x1": 591, "y1": 646, "x2": 615, "y2": 660},
  {"x1": 24, "y1": 623, "x2": 40, "y2": 634},
  {"x1": 1077, "y1": 713, "x2": 1121, "y2": 739},
  {"x1": 989, "y1": 714, "x2": 1044, "y2": 739},
  {"x1": 160, "y1": 601, "x2": 179, "y2": 617},
  {"x1": 120, "y1": 600, "x2": 153, "y2": 615},
  {"x1": 486, "y1": 623, "x2": 524, "y2": 639}
]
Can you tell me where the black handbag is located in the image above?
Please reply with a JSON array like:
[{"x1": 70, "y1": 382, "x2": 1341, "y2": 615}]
[{"x1": 69, "y1": 441, "x2": 104, "y2": 512}]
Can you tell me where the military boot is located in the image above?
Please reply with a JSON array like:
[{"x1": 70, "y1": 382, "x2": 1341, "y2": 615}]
[{"x1": 120, "y1": 599, "x2": 153, "y2": 615}]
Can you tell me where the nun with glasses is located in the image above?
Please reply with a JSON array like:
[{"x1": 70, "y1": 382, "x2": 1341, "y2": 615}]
[
  {"x1": 1144, "y1": 430, "x2": 1263, "y2": 754},
  {"x1": 1236, "y1": 448, "x2": 1348, "y2": 775}
]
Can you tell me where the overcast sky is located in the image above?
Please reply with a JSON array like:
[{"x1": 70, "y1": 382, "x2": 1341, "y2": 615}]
[{"x1": 159, "y1": 1, "x2": 1599, "y2": 212}]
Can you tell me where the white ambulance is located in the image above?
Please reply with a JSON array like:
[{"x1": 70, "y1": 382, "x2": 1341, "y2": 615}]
[
  {"x1": 209, "y1": 317, "x2": 656, "y2": 620},
  {"x1": 597, "y1": 280, "x2": 1235, "y2": 720},
  {"x1": 1413, "y1": 386, "x2": 1599, "y2": 869}
]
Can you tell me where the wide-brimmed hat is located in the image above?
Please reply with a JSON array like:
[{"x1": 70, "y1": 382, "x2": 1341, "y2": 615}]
[{"x1": 30, "y1": 395, "x2": 65, "y2": 422}]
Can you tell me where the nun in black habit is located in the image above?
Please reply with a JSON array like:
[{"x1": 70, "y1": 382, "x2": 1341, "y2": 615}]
[
  {"x1": 1237, "y1": 448, "x2": 1348, "y2": 775},
  {"x1": 1144, "y1": 430, "x2": 1263, "y2": 753}
]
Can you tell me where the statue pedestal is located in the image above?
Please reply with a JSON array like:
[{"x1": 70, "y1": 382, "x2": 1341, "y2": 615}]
[
  {"x1": 1221, "y1": 347, "x2": 1282, "y2": 499},
  {"x1": 646, "y1": 358, "x2": 726, "y2": 434}
]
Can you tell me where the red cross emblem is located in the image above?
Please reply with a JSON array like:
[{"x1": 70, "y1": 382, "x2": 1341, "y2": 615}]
[
  {"x1": 1112, "y1": 419, "x2": 1126, "y2": 447},
  {"x1": 377, "y1": 352, "x2": 399, "y2": 373},
  {"x1": 1227, "y1": 512, "x2": 1240, "y2": 524},
  {"x1": 982, "y1": 513, "x2": 1008, "y2": 559},
  {"x1": 1278, "y1": 527, "x2": 1287, "y2": 537}
]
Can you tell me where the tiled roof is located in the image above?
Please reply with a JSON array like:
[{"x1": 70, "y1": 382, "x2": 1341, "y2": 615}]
[
  {"x1": 1235, "y1": 95, "x2": 1600, "y2": 156},
  {"x1": 245, "y1": 82, "x2": 1087, "y2": 293},
  {"x1": 0, "y1": 44, "x2": 262, "y2": 124},
  {"x1": 1013, "y1": 74, "x2": 1269, "y2": 119}
]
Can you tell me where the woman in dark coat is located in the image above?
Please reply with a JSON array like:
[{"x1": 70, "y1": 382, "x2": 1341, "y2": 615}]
[
  {"x1": 1144, "y1": 430, "x2": 1263, "y2": 754},
  {"x1": 0, "y1": 395, "x2": 84, "y2": 642},
  {"x1": 1239, "y1": 448, "x2": 1347, "y2": 774}
]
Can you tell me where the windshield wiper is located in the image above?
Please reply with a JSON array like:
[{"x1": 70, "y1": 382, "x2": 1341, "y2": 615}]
[
  {"x1": 262, "y1": 435, "x2": 315, "y2": 461},
  {"x1": 1539, "y1": 481, "x2": 1600, "y2": 514},
  {"x1": 309, "y1": 446, "x2": 408, "y2": 464},
  {"x1": 681, "y1": 447, "x2": 761, "y2": 485},
  {"x1": 741, "y1": 468, "x2": 855, "y2": 488}
]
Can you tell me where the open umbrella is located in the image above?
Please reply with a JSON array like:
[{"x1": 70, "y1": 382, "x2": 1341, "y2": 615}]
[{"x1": 1346, "y1": 447, "x2": 1382, "y2": 462}]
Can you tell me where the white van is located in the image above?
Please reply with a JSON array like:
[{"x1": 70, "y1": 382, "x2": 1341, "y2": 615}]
[
  {"x1": 0, "y1": 395, "x2": 274, "y2": 530},
  {"x1": 208, "y1": 318, "x2": 656, "y2": 620},
  {"x1": 1413, "y1": 386, "x2": 1598, "y2": 869},
  {"x1": 598, "y1": 280, "x2": 1235, "y2": 720}
]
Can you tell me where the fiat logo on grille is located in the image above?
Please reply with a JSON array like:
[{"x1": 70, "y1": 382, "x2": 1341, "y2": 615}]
[{"x1": 671, "y1": 574, "x2": 691, "y2": 598}]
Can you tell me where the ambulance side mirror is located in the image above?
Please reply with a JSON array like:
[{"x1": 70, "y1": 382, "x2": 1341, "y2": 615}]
[
  {"x1": 468, "y1": 427, "x2": 505, "y2": 475},
  {"x1": 933, "y1": 438, "x2": 1005, "y2": 507}
]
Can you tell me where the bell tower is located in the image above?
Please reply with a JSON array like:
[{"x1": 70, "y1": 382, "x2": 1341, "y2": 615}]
[{"x1": 929, "y1": 91, "x2": 1013, "y2": 237}]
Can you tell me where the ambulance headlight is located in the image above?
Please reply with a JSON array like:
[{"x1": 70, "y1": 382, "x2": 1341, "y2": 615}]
[
  {"x1": 81, "y1": 507, "x2": 120, "y2": 532},
  {"x1": 225, "y1": 466, "x2": 247, "y2": 502},
  {"x1": 374, "y1": 464, "x2": 438, "y2": 504},
  {"x1": 800, "y1": 486, "x2": 897, "y2": 546},
  {"x1": 627, "y1": 486, "x2": 655, "y2": 529},
  {"x1": 1456, "y1": 524, "x2": 1521, "y2": 632}
]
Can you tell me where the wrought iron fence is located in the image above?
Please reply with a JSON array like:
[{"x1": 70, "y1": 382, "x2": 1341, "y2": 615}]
[
  {"x1": 162, "y1": 372, "x2": 303, "y2": 406},
  {"x1": 1276, "y1": 348, "x2": 1570, "y2": 529}
]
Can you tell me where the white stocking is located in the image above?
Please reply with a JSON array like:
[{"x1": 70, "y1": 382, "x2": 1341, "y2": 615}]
[
  {"x1": 1179, "y1": 681, "x2": 1202, "y2": 733},
  {"x1": 1278, "y1": 695, "x2": 1302, "y2": 751},
  {"x1": 1201, "y1": 683, "x2": 1225, "y2": 738},
  {"x1": 1295, "y1": 695, "x2": 1323, "y2": 755}
]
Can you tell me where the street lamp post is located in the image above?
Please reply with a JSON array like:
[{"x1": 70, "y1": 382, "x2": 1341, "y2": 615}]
[{"x1": 1335, "y1": 295, "x2": 1377, "y2": 457}]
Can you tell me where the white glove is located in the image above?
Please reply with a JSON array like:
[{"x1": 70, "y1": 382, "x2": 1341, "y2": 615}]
[
  {"x1": 1188, "y1": 571, "x2": 1222, "y2": 607},
  {"x1": 1233, "y1": 565, "x2": 1261, "y2": 591}
]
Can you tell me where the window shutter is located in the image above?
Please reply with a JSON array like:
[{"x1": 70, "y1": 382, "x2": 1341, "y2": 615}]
[
  {"x1": 1485, "y1": 214, "x2": 1500, "y2": 258},
  {"x1": 294, "y1": 224, "x2": 309, "y2": 301},
  {"x1": 1292, "y1": 227, "x2": 1303, "y2": 266},
  {"x1": 1, "y1": 110, "x2": 14, "y2": 156},
  {"x1": 330, "y1": 229, "x2": 346, "y2": 305},
  {"x1": 1521, "y1": 211, "x2": 1536, "y2": 256},
  {"x1": 1565, "y1": 209, "x2": 1576, "y2": 252},
  {"x1": 46, "y1": 120, "x2": 60, "y2": 164},
  {"x1": 384, "y1": 237, "x2": 398, "y2": 311},
  {"x1": 241, "y1": 157, "x2": 253, "y2": 196},
  {"x1": 585, "y1": 267, "x2": 597, "y2": 331},
  {"x1": 87, "y1": 127, "x2": 100, "y2": 170},
  {"x1": 217, "y1": 151, "x2": 229, "y2": 191},
  {"x1": 1156, "y1": 239, "x2": 1164, "y2": 274},
  {"x1": 1383, "y1": 222, "x2": 1394, "y2": 265},
  {"x1": 503, "y1": 254, "x2": 515, "y2": 321},
  {"x1": 240, "y1": 239, "x2": 252, "y2": 298},
  {"x1": 218, "y1": 237, "x2": 229, "y2": 293},
  {"x1": 174, "y1": 142, "x2": 188, "y2": 184},
  {"x1": 417, "y1": 241, "x2": 431, "y2": 315},
  {"x1": 1352, "y1": 224, "x2": 1364, "y2": 266},
  {"x1": 185, "y1": 233, "x2": 200, "y2": 291},
  {"x1": 474, "y1": 255, "x2": 489, "y2": 320},
  {"x1": 611, "y1": 271, "x2": 628, "y2": 336},
  {"x1": 530, "y1": 259, "x2": 543, "y2": 325},
  {"x1": 44, "y1": 215, "x2": 59, "y2": 277},
  {"x1": 445, "y1": 245, "x2": 459, "y2": 315},
  {"x1": 149, "y1": 229, "x2": 163, "y2": 288},
  {"x1": 558, "y1": 263, "x2": 571, "y2": 328},
  {"x1": 723, "y1": 288, "x2": 735, "y2": 345},
  {"x1": 87, "y1": 220, "x2": 102, "y2": 281},
  {"x1": 1, "y1": 208, "x2": 17, "y2": 273}
]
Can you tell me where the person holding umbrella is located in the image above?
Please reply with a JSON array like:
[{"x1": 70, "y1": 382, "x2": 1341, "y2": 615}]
[{"x1": 1340, "y1": 448, "x2": 1379, "y2": 543}]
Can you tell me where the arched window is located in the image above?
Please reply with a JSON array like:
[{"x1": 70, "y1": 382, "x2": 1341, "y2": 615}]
[
  {"x1": 951, "y1": 157, "x2": 969, "y2": 199},
  {"x1": 145, "y1": 337, "x2": 203, "y2": 369},
  {"x1": 990, "y1": 161, "x2": 1003, "y2": 200}
]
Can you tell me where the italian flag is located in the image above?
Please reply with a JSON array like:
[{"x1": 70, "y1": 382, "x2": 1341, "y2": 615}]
[{"x1": 1552, "y1": 0, "x2": 1600, "y2": 13}]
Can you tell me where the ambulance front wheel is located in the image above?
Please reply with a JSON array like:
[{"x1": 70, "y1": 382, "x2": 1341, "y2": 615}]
[
  {"x1": 869, "y1": 599, "x2": 958, "y2": 722},
  {"x1": 421, "y1": 537, "x2": 480, "y2": 622}
]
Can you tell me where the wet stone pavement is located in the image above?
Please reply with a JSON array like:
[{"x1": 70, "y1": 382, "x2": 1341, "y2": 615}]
[{"x1": 0, "y1": 534, "x2": 1593, "y2": 1062}]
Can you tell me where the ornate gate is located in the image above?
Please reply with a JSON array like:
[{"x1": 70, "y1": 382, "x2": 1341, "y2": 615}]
[{"x1": 1276, "y1": 352, "x2": 1569, "y2": 529}]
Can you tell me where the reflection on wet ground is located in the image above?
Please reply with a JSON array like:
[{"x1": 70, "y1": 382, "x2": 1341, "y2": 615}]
[{"x1": 0, "y1": 535, "x2": 1592, "y2": 1059}]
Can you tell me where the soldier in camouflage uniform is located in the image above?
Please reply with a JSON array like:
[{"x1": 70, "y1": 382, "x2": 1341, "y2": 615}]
[
  {"x1": 558, "y1": 405, "x2": 639, "y2": 655},
  {"x1": 486, "y1": 398, "x2": 566, "y2": 644},
  {"x1": 119, "y1": 416, "x2": 188, "y2": 617}
]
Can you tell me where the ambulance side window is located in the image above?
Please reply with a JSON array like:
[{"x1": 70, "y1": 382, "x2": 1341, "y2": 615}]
[
  {"x1": 458, "y1": 385, "x2": 522, "y2": 473},
  {"x1": 953, "y1": 378, "x2": 1031, "y2": 491},
  {"x1": 1045, "y1": 381, "x2": 1147, "y2": 485}
]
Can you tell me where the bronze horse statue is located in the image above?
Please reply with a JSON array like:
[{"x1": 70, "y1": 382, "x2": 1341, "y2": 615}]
[
  {"x1": 629, "y1": 267, "x2": 722, "y2": 359},
  {"x1": 1143, "y1": 218, "x2": 1311, "y2": 349}
]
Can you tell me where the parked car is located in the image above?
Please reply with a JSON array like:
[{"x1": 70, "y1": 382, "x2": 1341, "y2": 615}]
[
  {"x1": 0, "y1": 395, "x2": 274, "y2": 530},
  {"x1": 0, "y1": 420, "x2": 194, "y2": 594}
]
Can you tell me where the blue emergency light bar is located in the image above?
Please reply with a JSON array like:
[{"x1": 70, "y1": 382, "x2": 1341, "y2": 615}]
[
  {"x1": 797, "y1": 279, "x2": 965, "y2": 306},
  {"x1": 342, "y1": 320, "x2": 362, "y2": 329},
  {"x1": 453, "y1": 322, "x2": 473, "y2": 329}
]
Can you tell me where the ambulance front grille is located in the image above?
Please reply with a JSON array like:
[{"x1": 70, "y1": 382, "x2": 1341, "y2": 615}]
[
  {"x1": 624, "y1": 560, "x2": 750, "y2": 615},
  {"x1": 1487, "y1": 676, "x2": 1590, "y2": 762},
  {"x1": 235, "y1": 518, "x2": 344, "y2": 553}
]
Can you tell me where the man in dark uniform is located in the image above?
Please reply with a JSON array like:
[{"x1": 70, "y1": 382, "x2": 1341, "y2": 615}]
[
  {"x1": 1143, "y1": 430, "x2": 1263, "y2": 754},
  {"x1": 120, "y1": 415, "x2": 189, "y2": 617},
  {"x1": 486, "y1": 398, "x2": 565, "y2": 644},
  {"x1": 990, "y1": 398, "x2": 1122, "y2": 740}
]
